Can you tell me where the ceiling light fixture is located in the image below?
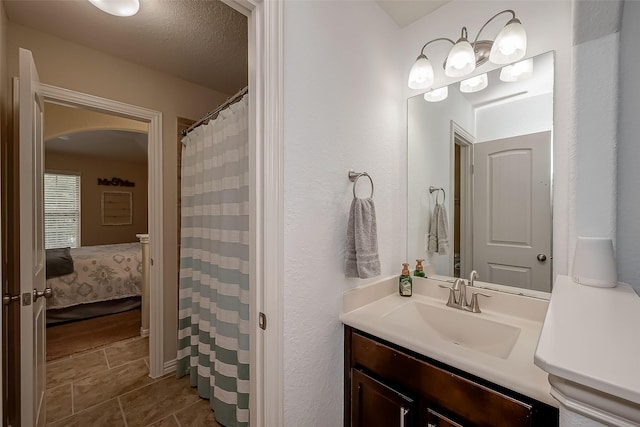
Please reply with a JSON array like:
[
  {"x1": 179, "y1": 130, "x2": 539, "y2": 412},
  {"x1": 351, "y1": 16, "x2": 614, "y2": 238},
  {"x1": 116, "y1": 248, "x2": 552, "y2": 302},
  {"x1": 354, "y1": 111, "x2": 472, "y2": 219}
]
[
  {"x1": 499, "y1": 58, "x2": 534, "y2": 82},
  {"x1": 407, "y1": 9, "x2": 527, "y2": 89},
  {"x1": 423, "y1": 86, "x2": 449, "y2": 102},
  {"x1": 88, "y1": 0, "x2": 140, "y2": 17}
]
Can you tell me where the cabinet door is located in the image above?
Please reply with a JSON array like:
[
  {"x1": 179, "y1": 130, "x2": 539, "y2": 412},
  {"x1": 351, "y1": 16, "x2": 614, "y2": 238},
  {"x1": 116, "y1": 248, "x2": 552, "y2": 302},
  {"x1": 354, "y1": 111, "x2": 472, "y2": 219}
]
[
  {"x1": 351, "y1": 369, "x2": 415, "y2": 427},
  {"x1": 426, "y1": 408, "x2": 464, "y2": 427}
]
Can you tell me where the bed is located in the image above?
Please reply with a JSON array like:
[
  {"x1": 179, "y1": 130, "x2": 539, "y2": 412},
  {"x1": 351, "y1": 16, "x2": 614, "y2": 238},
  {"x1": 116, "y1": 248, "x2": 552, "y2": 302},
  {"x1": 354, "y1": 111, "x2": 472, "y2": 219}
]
[{"x1": 46, "y1": 242, "x2": 144, "y2": 325}]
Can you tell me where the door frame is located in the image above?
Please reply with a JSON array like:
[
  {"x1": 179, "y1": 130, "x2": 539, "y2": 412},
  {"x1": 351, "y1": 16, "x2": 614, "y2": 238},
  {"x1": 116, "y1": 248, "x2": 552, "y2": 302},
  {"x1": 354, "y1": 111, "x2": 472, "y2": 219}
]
[
  {"x1": 222, "y1": 0, "x2": 284, "y2": 425},
  {"x1": 40, "y1": 83, "x2": 165, "y2": 378},
  {"x1": 450, "y1": 121, "x2": 474, "y2": 279}
]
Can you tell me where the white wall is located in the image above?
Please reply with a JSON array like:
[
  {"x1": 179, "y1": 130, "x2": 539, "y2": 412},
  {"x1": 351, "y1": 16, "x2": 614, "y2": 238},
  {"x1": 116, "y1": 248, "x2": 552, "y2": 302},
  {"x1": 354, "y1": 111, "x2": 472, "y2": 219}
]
[
  {"x1": 407, "y1": 88, "x2": 474, "y2": 274},
  {"x1": 617, "y1": 0, "x2": 640, "y2": 294},
  {"x1": 283, "y1": 1, "x2": 403, "y2": 425},
  {"x1": 573, "y1": 32, "x2": 619, "y2": 257},
  {"x1": 401, "y1": 0, "x2": 574, "y2": 278},
  {"x1": 475, "y1": 93, "x2": 553, "y2": 142}
]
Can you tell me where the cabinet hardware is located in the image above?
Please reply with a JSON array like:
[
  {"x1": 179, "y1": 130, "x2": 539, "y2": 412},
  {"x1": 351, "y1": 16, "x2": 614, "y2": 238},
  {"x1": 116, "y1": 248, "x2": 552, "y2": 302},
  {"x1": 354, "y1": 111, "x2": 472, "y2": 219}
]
[
  {"x1": 22, "y1": 293, "x2": 31, "y2": 306},
  {"x1": 400, "y1": 407, "x2": 409, "y2": 427}
]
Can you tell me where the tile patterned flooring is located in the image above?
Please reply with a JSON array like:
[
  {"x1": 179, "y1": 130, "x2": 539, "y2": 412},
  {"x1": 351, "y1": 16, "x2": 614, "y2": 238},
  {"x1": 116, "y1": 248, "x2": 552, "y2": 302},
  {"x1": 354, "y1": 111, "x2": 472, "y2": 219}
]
[{"x1": 45, "y1": 336, "x2": 222, "y2": 427}]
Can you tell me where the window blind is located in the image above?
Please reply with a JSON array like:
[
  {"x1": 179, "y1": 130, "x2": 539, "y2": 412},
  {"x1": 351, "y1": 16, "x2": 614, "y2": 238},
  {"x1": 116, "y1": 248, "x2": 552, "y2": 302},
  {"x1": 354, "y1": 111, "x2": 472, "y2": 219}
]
[{"x1": 44, "y1": 172, "x2": 80, "y2": 249}]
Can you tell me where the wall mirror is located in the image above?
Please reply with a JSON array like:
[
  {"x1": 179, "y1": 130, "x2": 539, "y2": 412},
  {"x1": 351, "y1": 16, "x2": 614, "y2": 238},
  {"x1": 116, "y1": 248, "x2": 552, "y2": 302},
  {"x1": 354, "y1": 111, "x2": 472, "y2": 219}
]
[{"x1": 407, "y1": 51, "x2": 554, "y2": 295}]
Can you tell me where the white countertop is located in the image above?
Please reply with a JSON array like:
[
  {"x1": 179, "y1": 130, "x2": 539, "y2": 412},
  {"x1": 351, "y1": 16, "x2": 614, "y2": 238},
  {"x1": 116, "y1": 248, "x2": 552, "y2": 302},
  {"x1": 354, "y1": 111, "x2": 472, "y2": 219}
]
[
  {"x1": 340, "y1": 276, "x2": 557, "y2": 407},
  {"x1": 534, "y1": 275, "x2": 640, "y2": 405}
]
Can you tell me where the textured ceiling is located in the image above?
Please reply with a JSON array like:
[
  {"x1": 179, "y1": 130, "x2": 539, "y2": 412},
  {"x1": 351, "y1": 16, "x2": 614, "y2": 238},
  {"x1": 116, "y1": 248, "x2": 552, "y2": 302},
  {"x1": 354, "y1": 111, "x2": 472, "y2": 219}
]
[
  {"x1": 46, "y1": 129, "x2": 148, "y2": 163},
  {"x1": 3, "y1": 0, "x2": 248, "y2": 94}
]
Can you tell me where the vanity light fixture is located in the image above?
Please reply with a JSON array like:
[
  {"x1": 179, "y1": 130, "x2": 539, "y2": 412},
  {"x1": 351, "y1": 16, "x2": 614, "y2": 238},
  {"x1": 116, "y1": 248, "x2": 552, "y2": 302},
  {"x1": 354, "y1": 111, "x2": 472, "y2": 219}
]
[
  {"x1": 88, "y1": 0, "x2": 140, "y2": 17},
  {"x1": 445, "y1": 28, "x2": 476, "y2": 78},
  {"x1": 460, "y1": 73, "x2": 488, "y2": 93},
  {"x1": 408, "y1": 53, "x2": 435, "y2": 90},
  {"x1": 424, "y1": 86, "x2": 449, "y2": 102},
  {"x1": 499, "y1": 58, "x2": 533, "y2": 82},
  {"x1": 407, "y1": 9, "x2": 527, "y2": 89}
]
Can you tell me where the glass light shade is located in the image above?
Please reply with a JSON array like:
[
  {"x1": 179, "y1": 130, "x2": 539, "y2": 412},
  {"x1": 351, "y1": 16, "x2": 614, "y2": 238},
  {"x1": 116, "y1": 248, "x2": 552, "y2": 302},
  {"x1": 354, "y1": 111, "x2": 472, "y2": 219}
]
[
  {"x1": 572, "y1": 237, "x2": 617, "y2": 288},
  {"x1": 459, "y1": 73, "x2": 488, "y2": 93},
  {"x1": 424, "y1": 86, "x2": 449, "y2": 102},
  {"x1": 445, "y1": 38, "x2": 476, "y2": 78},
  {"x1": 408, "y1": 54, "x2": 435, "y2": 90},
  {"x1": 499, "y1": 58, "x2": 533, "y2": 82},
  {"x1": 88, "y1": 0, "x2": 140, "y2": 16},
  {"x1": 489, "y1": 18, "x2": 527, "y2": 64}
]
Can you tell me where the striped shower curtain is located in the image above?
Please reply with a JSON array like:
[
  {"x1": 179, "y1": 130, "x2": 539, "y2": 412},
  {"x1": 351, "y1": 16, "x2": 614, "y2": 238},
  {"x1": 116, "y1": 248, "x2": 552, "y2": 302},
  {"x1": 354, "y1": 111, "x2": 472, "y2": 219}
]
[{"x1": 177, "y1": 96, "x2": 250, "y2": 427}]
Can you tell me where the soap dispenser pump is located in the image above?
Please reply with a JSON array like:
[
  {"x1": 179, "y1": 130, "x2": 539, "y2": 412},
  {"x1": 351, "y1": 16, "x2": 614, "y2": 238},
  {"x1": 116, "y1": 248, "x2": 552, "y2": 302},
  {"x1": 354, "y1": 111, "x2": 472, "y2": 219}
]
[
  {"x1": 399, "y1": 263, "x2": 413, "y2": 297},
  {"x1": 414, "y1": 259, "x2": 426, "y2": 277}
]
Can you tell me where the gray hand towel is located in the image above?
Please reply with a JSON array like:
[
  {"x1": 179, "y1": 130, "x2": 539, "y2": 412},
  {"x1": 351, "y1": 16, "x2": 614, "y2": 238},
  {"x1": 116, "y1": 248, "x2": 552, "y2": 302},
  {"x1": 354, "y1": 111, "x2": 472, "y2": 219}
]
[
  {"x1": 436, "y1": 202, "x2": 450, "y2": 255},
  {"x1": 427, "y1": 204, "x2": 440, "y2": 253},
  {"x1": 427, "y1": 203, "x2": 449, "y2": 255},
  {"x1": 345, "y1": 198, "x2": 381, "y2": 279}
]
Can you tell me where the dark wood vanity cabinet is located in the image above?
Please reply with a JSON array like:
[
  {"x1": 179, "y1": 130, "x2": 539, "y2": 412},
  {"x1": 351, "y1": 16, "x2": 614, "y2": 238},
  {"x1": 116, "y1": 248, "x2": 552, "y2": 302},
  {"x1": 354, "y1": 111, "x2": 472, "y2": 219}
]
[
  {"x1": 351, "y1": 368, "x2": 416, "y2": 427},
  {"x1": 344, "y1": 326, "x2": 559, "y2": 427}
]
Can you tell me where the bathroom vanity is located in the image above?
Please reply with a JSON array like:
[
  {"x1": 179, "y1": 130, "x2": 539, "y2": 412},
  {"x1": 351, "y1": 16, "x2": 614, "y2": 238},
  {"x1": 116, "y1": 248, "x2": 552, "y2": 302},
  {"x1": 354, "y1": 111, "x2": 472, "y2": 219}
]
[
  {"x1": 345, "y1": 327, "x2": 557, "y2": 427},
  {"x1": 341, "y1": 276, "x2": 559, "y2": 427}
]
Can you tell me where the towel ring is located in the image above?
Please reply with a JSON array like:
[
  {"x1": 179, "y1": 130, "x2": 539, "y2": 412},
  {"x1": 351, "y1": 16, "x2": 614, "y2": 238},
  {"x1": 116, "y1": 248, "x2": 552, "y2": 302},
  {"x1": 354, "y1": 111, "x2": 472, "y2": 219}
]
[
  {"x1": 349, "y1": 170, "x2": 374, "y2": 199},
  {"x1": 429, "y1": 186, "x2": 445, "y2": 204}
]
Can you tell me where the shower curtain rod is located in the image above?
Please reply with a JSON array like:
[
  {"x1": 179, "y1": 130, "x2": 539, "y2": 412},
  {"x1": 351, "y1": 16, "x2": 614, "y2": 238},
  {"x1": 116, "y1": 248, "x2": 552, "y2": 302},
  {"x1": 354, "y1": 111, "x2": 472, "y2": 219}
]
[{"x1": 182, "y1": 85, "x2": 248, "y2": 137}]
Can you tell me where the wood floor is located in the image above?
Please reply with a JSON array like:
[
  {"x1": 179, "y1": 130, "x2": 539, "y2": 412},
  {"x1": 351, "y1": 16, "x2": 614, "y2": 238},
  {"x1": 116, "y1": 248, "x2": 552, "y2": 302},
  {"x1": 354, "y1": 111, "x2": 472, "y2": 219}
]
[{"x1": 46, "y1": 309, "x2": 141, "y2": 361}]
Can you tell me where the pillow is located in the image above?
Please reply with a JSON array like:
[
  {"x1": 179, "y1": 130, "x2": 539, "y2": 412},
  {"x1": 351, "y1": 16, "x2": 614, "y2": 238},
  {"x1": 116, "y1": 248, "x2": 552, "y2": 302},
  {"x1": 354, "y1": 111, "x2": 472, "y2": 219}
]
[{"x1": 46, "y1": 247, "x2": 74, "y2": 279}]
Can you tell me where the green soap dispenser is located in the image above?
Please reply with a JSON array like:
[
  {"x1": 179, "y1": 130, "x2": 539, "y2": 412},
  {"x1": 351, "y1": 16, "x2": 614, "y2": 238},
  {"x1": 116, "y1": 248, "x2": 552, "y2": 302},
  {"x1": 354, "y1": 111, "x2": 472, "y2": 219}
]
[
  {"x1": 414, "y1": 259, "x2": 426, "y2": 277},
  {"x1": 399, "y1": 263, "x2": 413, "y2": 297}
]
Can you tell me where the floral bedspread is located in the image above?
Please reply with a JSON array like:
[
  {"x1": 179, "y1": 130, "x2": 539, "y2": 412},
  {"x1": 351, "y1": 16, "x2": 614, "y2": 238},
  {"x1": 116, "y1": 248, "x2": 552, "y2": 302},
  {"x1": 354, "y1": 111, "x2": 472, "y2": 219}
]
[{"x1": 46, "y1": 243, "x2": 143, "y2": 309}]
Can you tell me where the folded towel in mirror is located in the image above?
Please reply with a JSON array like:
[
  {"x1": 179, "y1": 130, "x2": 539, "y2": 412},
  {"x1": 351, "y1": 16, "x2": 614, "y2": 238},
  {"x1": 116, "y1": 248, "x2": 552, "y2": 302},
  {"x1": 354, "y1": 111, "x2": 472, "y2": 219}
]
[{"x1": 428, "y1": 203, "x2": 449, "y2": 255}]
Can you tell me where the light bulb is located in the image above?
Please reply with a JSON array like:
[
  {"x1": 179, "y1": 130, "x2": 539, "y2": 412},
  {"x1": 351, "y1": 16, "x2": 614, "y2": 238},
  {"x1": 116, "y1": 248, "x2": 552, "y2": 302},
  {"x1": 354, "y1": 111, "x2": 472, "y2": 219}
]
[
  {"x1": 490, "y1": 18, "x2": 527, "y2": 64},
  {"x1": 499, "y1": 58, "x2": 533, "y2": 82},
  {"x1": 424, "y1": 86, "x2": 449, "y2": 102},
  {"x1": 460, "y1": 73, "x2": 488, "y2": 93},
  {"x1": 88, "y1": 0, "x2": 140, "y2": 17},
  {"x1": 408, "y1": 54, "x2": 435, "y2": 90},
  {"x1": 445, "y1": 38, "x2": 476, "y2": 78}
]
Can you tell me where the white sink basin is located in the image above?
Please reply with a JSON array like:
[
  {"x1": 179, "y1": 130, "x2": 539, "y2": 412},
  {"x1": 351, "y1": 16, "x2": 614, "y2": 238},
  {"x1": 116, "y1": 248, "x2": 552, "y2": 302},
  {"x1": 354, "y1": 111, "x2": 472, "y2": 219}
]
[{"x1": 383, "y1": 301, "x2": 521, "y2": 359}]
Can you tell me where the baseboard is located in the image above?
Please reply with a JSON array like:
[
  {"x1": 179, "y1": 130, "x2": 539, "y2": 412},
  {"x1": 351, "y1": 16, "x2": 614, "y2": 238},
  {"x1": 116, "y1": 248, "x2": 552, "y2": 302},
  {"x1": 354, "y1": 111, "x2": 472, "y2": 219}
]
[
  {"x1": 163, "y1": 358, "x2": 177, "y2": 375},
  {"x1": 140, "y1": 327, "x2": 150, "y2": 337}
]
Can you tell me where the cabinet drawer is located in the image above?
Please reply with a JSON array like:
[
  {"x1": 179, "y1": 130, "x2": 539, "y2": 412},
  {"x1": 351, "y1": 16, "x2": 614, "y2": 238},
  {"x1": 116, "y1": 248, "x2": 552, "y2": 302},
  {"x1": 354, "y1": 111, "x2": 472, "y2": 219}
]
[{"x1": 351, "y1": 331, "x2": 533, "y2": 427}]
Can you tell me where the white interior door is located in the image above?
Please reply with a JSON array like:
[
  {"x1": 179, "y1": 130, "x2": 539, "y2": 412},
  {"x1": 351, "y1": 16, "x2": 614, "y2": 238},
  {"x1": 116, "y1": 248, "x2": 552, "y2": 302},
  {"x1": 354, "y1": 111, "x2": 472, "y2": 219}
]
[
  {"x1": 473, "y1": 131, "x2": 552, "y2": 292},
  {"x1": 19, "y1": 47, "x2": 48, "y2": 427}
]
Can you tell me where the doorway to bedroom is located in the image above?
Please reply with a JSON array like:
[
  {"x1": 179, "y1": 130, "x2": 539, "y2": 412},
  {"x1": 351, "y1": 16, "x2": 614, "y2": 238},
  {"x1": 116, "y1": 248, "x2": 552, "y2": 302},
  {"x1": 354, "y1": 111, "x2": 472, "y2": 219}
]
[{"x1": 43, "y1": 101, "x2": 149, "y2": 363}]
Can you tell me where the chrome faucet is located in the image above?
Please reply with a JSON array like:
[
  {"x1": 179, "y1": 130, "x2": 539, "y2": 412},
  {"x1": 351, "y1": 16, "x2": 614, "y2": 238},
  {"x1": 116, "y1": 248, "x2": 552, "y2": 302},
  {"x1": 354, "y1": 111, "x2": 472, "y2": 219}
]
[
  {"x1": 469, "y1": 270, "x2": 479, "y2": 287},
  {"x1": 439, "y1": 278, "x2": 490, "y2": 313}
]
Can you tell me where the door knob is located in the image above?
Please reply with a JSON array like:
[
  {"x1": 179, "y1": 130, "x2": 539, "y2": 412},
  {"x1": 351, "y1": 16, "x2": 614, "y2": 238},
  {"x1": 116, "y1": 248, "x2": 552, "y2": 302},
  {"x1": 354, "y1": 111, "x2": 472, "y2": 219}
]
[
  {"x1": 537, "y1": 254, "x2": 547, "y2": 262},
  {"x1": 33, "y1": 287, "x2": 53, "y2": 301}
]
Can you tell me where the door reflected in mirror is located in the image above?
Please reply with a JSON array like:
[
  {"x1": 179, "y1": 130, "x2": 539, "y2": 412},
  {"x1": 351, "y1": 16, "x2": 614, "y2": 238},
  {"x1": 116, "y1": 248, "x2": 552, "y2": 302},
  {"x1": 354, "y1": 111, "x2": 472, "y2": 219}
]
[{"x1": 407, "y1": 51, "x2": 554, "y2": 293}]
